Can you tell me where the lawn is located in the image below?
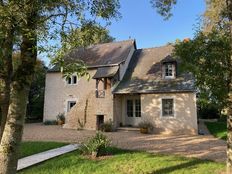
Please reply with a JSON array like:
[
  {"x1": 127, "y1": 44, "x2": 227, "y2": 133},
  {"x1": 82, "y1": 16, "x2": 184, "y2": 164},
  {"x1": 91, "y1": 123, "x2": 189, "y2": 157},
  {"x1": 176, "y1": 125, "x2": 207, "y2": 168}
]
[
  {"x1": 19, "y1": 147, "x2": 225, "y2": 174},
  {"x1": 20, "y1": 141, "x2": 67, "y2": 158},
  {"x1": 205, "y1": 121, "x2": 227, "y2": 140}
]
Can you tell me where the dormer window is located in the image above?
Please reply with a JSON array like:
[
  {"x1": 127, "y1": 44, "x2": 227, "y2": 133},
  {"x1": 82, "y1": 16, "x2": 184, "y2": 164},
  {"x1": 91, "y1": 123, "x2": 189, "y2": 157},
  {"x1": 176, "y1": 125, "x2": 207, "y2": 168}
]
[
  {"x1": 163, "y1": 62, "x2": 176, "y2": 79},
  {"x1": 67, "y1": 75, "x2": 77, "y2": 85}
]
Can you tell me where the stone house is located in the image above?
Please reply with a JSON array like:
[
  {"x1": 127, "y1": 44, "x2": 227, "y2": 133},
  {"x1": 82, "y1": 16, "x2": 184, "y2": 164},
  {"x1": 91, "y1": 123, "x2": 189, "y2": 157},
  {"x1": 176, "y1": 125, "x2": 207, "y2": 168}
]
[{"x1": 43, "y1": 40, "x2": 198, "y2": 135}]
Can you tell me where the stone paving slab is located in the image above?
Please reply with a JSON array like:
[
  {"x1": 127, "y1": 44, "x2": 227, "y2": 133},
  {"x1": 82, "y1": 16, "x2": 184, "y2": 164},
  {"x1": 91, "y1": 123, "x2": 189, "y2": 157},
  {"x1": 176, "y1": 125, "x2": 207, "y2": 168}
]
[
  {"x1": 17, "y1": 144, "x2": 79, "y2": 171},
  {"x1": 22, "y1": 123, "x2": 226, "y2": 163}
]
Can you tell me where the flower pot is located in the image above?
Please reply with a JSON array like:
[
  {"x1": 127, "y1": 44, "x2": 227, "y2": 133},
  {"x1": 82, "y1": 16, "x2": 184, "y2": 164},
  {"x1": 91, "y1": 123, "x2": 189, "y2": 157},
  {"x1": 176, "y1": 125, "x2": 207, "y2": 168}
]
[
  {"x1": 140, "y1": 128, "x2": 148, "y2": 134},
  {"x1": 57, "y1": 120, "x2": 64, "y2": 125}
]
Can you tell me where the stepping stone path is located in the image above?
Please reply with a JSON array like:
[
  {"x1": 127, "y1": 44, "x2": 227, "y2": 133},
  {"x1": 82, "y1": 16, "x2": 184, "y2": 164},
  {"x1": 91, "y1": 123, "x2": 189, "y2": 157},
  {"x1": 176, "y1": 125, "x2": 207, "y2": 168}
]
[{"x1": 17, "y1": 144, "x2": 79, "y2": 171}]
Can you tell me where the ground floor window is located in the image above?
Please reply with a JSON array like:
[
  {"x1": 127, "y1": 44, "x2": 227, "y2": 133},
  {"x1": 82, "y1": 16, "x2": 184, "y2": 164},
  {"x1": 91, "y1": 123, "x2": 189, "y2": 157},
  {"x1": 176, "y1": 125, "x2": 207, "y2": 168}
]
[
  {"x1": 162, "y1": 98, "x2": 174, "y2": 117},
  {"x1": 127, "y1": 100, "x2": 134, "y2": 117},
  {"x1": 135, "y1": 99, "x2": 141, "y2": 117},
  {"x1": 67, "y1": 101, "x2": 76, "y2": 112},
  {"x1": 126, "y1": 98, "x2": 141, "y2": 117}
]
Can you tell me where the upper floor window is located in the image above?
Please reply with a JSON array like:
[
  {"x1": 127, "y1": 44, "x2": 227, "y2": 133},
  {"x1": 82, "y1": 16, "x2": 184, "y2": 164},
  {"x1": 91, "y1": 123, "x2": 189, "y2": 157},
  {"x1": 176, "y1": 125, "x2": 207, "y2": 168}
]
[
  {"x1": 67, "y1": 75, "x2": 77, "y2": 85},
  {"x1": 163, "y1": 63, "x2": 175, "y2": 79}
]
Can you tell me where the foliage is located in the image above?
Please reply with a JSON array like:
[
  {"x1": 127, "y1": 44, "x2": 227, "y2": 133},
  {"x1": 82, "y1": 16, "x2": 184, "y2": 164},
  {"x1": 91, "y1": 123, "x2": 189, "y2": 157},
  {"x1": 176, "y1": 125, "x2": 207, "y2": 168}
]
[
  {"x1": 138, "y1": 120, "x2": 154, "y2": 130},
  {"x1": 27, "y1": 59, "x2": 47, "y2": 120},
  {"x1": 100, "y1": 120, "x2": 114, "y2": 132},
  {"x1": 56, "y1": 113, "x2": 65, "y2": 122},
  {"x1": 0, "y1": 0, "x2": 121, "y2": 173},
  {"x1": 50, "y1": 21, "x2": 115, "y2": 80},
  {"x1": 174, "y1": 29, "x2": 231, "y2": 110},
  {"x1": 198, "y1": 104, "x2": 220, "y2": 119},
  {"x1": 19, "y1": 147, "x2": 224, "y2": 174},
  {"x1": 62, "y1": 21, "x2": 115, "y2": 48},
  {"x1": 43, "y1": 120, "x2": 57, "y2": 125},
  {"x1": 205, "y1": 121, "x2": 227, "y2": 140},
  {"x1": 80, "y1": 132, "x2": 111, "y2": 157},
  {"x1": 150, "y1": 0, "x2": 177, "y2": 20},
  {"x1": 20, "y1": 141, "x2": 67, "y2": 158}
]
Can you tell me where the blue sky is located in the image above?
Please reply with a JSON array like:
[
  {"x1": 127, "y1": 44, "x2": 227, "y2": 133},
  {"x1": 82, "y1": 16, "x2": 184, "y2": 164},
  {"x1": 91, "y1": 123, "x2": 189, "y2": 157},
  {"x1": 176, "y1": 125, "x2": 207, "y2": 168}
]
[
  {"x1": 108, "y1": 0, "x2": 206, "y2": 49},
  {"x1": 42, "y1": 0, "x2": 205, "y2": 65}
]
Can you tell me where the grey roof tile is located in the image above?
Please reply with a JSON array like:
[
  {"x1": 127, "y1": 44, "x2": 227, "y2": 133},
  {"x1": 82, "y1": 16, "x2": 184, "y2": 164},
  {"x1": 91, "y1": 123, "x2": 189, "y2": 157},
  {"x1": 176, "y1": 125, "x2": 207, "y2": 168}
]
[{"x1": 113, "y1": 45, "x2": 195, "y2": 94}]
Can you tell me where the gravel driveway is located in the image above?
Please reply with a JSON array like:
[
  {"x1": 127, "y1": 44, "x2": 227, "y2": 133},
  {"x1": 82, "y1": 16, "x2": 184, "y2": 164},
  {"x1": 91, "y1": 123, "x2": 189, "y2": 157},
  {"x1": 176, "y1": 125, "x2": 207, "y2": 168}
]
[{"x1": 22, "y1": 123, "x2": 226, "y2": 162}]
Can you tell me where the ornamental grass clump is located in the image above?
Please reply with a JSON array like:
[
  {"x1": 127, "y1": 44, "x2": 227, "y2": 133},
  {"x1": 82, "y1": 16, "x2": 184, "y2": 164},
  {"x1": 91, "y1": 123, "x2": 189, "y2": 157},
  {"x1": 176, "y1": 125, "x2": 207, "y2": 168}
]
[{"x1": 80, "y1": 132, "x2": 111, "y2": 158}]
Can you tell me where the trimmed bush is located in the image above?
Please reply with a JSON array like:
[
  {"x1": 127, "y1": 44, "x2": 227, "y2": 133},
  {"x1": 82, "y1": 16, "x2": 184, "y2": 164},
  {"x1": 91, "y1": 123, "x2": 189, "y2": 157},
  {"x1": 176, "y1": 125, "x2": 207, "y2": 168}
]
[
  {"x1": 80, "y1": 132, "x2": 111, "y2": 158},
  {"x1": 100, "y1": 120, "x2": 114, "y2": 132}
]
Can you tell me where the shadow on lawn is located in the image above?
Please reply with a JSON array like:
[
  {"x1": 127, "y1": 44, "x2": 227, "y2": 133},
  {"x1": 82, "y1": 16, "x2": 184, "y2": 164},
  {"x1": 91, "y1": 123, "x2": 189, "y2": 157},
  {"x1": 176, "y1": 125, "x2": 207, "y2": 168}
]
[{"x1": 151, "y1": 160, "x2": 206, "y2": 174}]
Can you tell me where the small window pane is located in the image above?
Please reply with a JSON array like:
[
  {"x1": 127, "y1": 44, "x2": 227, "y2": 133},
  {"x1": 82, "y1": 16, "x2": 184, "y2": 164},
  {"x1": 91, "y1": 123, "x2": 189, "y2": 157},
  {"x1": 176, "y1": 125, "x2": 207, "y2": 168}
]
[
  {"x1": 135, "y1": 99, "x2": 141, "y2": 117},
  {"x1": 162, "y1": 99, "x2": 174, "y2": 117},
  {"x1": 68, "y1": 101, "x2": 76, "y2": 112},
  {"x1": 165, "y1": 63, "x2": 173, "y2": 77},
  {"x1": 67, "y1": 77, "x2": 72, "y2": 84},
  {"x1": 73, "y1": 76, "x2": 77, "y2": 84},
  {"x1": 127, "y1": 100, "x2": 133, "y2": 117}
]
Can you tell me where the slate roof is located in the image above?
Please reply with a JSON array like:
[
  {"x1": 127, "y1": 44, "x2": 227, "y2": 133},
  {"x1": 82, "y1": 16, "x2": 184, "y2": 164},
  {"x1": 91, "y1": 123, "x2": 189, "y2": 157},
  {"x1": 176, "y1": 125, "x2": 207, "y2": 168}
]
[
  {"x1": 113, "y1": 45, "x2": 195, "y2": 94},
  {"x1": 92, "y1": 66, "x2": 119, "y2": 79},
  {"x1": 48, "y1": 40, "x2": 135, "y2": 72}
]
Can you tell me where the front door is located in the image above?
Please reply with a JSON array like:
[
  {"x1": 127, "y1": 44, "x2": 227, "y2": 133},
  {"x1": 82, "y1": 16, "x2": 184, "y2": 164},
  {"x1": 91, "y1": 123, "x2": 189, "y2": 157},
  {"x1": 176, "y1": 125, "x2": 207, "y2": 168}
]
[{"x1": 125, "y1": 97, "x2": 141, "y2": 126}]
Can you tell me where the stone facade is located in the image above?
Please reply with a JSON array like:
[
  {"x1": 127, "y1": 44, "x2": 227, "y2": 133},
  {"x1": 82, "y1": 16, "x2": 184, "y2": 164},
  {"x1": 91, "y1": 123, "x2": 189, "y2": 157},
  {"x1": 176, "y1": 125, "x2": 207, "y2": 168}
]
[
  {"x1": 114, "y1": 92, "x2": 197, "y2": 135},
  {"x1": 43, "y1": 41, "x2": 198, "y2": 135},
  {"x1": 43, "y1": 70, "x2": 97, "y2": 121}
]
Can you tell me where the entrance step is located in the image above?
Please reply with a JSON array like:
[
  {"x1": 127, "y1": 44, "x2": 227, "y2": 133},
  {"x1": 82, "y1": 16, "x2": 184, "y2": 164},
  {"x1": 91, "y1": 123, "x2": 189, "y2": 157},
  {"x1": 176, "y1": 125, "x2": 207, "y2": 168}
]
[{"x1": 117, "y1": 127, "x2": 140, "y2": 132}]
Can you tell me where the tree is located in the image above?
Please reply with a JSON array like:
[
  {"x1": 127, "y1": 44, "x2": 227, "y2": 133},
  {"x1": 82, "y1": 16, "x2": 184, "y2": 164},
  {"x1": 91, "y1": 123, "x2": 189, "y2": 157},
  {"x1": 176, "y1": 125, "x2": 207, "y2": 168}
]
[
  {"x1": 64, "y1": 21, "x2": 115, "y2": 48},
  {"x1": 27, "y1": 59, "x2": 47, "y2": 121},
  {"x1": 151, "y1": 0, "x2": 232, "y2": 173},
  {"x1": 0, "y1": 0, "x2": 120, "y2": 173}
]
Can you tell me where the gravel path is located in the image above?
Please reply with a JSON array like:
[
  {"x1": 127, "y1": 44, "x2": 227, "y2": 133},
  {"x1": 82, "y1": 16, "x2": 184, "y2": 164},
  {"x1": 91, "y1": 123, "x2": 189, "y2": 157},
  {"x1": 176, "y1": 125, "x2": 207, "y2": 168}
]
[{"x1": 22, "y1": 123, "x2": 226, "y2": 162}]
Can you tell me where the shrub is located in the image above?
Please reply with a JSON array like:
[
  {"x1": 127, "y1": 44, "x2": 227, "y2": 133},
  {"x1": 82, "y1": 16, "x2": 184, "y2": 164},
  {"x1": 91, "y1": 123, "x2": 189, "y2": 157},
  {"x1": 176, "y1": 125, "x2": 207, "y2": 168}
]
[
  {"x1": 100, "y1": 120, "x2": 114, "y2": 132},
  {"x1": 56, "y1": 113, "x2": 65, "y2": 122},
  {"x1": 198, "y1": 104, "x2": 220, "y2": 119},
  {"x1": 80, "y1": 132, "x2": 111, "y2": 158},
  {"x1": 138, "y1": 121, "x2": 153, "y2": 131},
  {"x1": 44, "y1": 120, "x2": 57, "y2": 125}
]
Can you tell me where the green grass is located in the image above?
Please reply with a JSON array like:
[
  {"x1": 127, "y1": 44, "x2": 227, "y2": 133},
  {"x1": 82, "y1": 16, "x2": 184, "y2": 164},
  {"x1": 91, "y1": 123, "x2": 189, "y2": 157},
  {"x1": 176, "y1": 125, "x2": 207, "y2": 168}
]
[
  {"x1": 19, "y1": 147, "x2": 225, "y2": 174},
  {"x1": 20, "y1": 141, "x2": 67, "y2": 158},
  {"x1": 205, "y1": 121, "x2": 227, "y2": 140}
]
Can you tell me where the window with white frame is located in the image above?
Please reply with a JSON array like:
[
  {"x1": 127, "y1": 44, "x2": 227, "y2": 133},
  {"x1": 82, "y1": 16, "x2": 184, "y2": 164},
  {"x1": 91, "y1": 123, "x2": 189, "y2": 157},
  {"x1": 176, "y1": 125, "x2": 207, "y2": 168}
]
[
  {"x1": 126, "y1": 98, "x2": 141, "y2": 117},
  {"x1": 67, "y1": 75, "x2": 77, "y2": 85},
  {"x1": 164, "y1": 63, "x2": 175, "y2": 78},
  {"x1": 67, "y1": 101, "x2": 76, "y2": 112},
  {"x1": 162, "y1": 98, "x2": 174, "y2": 117}
]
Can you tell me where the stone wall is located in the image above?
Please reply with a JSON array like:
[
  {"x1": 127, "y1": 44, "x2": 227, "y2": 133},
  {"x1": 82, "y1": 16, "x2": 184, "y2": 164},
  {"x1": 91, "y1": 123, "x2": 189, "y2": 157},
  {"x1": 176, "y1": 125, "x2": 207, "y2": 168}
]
[
  {"x1": 43, "y1": 70, "x2": 97, "y2": 121},
  {"x1": 116, "y1": 92, "x2": 198, "y2": 135},
  {"x1": 64, "y1": 89, "x2": 114, "y2": 130}
]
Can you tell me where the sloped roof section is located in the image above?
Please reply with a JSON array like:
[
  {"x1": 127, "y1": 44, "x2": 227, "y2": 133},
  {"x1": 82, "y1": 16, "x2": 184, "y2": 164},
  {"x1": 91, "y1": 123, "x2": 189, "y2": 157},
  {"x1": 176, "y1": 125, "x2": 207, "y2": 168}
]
[
  {"x1": 48, "y1": 40, "x2": 135, "y2": 72},
  {"x1": 92, "y1": 66, "x2": 119, "y2": 79},
  {"x1": 113, "y1": 45, "x2": 195, "y2": 94}
]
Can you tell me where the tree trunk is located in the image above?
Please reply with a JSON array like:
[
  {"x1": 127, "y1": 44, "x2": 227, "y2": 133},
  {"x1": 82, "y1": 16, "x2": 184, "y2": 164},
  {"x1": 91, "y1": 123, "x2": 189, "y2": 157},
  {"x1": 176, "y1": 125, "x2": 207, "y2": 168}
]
[
  {"x1": 0, "y1": 7, "x2": 37, "y2": 172},
  {"x1": 0, "y1": 80, "x2": 11, "y2": 142},
  {"x1": 0, "y1": 25, "x2": 14, "y2": 142},
  {"x1": 0, "y1": 84, "x2": 29, "y2": 174}
]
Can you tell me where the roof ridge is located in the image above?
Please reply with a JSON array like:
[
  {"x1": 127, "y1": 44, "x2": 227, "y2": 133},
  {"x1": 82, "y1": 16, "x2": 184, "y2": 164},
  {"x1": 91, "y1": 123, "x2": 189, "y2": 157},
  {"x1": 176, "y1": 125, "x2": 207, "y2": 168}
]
[
  {"x1": 140, "y1": 44, "x2": 173, "y2": 51},
  {"x1": 87, "y1": 39, "x2": 135, "y2": 48}
]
